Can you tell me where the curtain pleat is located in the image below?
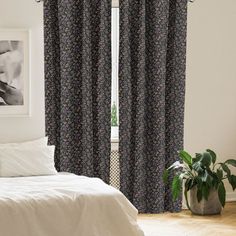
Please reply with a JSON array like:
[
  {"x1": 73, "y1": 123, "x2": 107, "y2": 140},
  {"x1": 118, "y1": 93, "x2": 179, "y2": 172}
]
[
  {"x1": 44, "y1": 0, "x2": 111, "y2": 183},
  {"x1": 119, "y1": 0, "x2": 188, "y2": 213}
]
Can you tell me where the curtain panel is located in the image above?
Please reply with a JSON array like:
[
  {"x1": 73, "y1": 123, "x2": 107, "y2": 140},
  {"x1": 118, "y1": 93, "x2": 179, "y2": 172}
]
[
  {"x1": 44, "y1": 0, "x2": 111, "y2": 183},
  {"x1": 119, "y1": 0, "x2": 188, "y2": 213}
]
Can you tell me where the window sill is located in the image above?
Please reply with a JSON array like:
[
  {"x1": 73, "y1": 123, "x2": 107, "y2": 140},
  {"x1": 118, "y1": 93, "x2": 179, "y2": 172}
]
[{"x1": 111, "y1": 138, "x2": 119, "y2": 143}]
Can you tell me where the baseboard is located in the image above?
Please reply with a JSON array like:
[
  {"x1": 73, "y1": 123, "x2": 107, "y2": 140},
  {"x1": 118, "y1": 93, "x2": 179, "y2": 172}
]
[
  {"x1": 226, "y1": 192, "x2": 236, "y2": 202},
  {"x1": 182, "y1": 192, "x2": 236, "y2": 209}
]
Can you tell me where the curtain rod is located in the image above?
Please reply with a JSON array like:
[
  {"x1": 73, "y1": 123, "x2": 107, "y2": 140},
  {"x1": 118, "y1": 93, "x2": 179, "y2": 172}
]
[
  {"x1": 34, "y1": 1, "x2": 120, "y2": 8},
  {"x1": 35, "y1": 0, "x2": 195, "y2": 3}
]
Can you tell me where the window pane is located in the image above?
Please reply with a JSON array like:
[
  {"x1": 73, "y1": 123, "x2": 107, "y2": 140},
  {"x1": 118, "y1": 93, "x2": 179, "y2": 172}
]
[{"x1": 111, "y1": 8, "x2": 119, "y2": 141}]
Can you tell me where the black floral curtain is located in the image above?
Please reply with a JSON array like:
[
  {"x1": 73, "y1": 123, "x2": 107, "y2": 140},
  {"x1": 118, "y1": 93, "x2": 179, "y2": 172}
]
[
  {"x1": 119, "y1": 0, "x2": 188, "y2": 213},
  {"x1": 44, "y1": 0, "x2": 111, "y2": 183}
]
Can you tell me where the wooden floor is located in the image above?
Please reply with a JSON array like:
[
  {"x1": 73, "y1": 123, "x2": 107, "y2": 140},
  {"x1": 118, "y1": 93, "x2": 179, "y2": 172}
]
[{"x1": 138, "y1": 202, "x2": 236, "y2": 236}]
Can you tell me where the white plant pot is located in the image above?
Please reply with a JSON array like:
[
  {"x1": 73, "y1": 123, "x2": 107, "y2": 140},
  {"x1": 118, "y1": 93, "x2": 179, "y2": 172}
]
[{"x1": 189, "y1": 187, "x2": 222, "y2": 215}]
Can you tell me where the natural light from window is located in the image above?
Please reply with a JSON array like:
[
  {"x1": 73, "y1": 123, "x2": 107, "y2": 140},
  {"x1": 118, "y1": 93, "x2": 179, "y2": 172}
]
[{"x1": 111, "y1": 8, "x2": 119, "y2": 141}]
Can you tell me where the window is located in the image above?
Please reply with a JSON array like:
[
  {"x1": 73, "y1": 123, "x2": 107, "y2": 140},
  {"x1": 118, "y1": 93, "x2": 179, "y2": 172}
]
[{"x1": 111, "y1": 8, "x2": 119, "y2": 141}]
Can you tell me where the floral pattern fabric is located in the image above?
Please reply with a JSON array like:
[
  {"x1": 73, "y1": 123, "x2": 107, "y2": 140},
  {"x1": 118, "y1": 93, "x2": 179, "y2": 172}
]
[
  {"x1": 44, "y1": 0, "x2": 111, "y2": 183},
  {"x1": 119, "y1": 0, "x2": 188, "y2": 213}
]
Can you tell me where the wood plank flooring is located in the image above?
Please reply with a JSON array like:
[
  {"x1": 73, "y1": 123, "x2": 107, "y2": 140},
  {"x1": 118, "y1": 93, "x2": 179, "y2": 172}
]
[{"x1": 138, "y1": 202, "x2": 236, "y2": 236}]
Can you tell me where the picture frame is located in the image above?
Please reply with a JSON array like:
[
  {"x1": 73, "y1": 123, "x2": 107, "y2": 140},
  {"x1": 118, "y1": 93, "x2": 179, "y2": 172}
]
[{"x1": 0, "y1": 29, "x2": 30, "y2": 117}]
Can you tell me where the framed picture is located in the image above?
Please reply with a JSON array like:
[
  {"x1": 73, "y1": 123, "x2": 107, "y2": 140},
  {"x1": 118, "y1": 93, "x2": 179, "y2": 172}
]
[{"x1": 0, "y1": 29, "x2": 30, "y2": 117}]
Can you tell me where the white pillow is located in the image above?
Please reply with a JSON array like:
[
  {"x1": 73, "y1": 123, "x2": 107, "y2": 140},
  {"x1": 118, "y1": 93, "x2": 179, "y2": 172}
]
[
  {"x1": 0, "y1": 145, "x2": 57, "y2": 177},
  {"x1": 0, "y1": 137, "x2": 48, "y2": 148}
]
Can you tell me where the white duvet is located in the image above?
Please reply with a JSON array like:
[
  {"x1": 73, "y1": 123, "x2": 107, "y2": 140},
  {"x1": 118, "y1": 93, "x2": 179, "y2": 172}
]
[{"x1": 0, "y1": 173, "x2": 144, "y2": 236}]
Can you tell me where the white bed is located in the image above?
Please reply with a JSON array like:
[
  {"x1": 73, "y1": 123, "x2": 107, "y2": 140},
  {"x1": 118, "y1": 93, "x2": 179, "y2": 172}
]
[{"x1": 0, "y1": 173, "x2": 144, "y2": 236}]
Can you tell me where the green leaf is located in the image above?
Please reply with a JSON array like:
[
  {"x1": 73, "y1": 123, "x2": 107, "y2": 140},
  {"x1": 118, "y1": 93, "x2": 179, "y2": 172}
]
[
  {"x1": 206, "y1": 149, "x2": 217, "y2": 164},
  {"x1": 167, "y1": 161, "x2": 183, "y2": 171},
  {"x1": 228, "y1": 175, "x2": 236, "y2": 191},
  {"x1": 163, "y1": 169, "x2": 169, "y2": 183},
  {"x1": 185, "y1": 179, "x2": 194, "y2": 191},
  {"x1": 193, "y1": 153, "x2": 202, "y2": 163},
  {"x1": 197, "y1": 188, "x2": 203, "y2": 202},
  {"x1": 211, "y1": 172, "x2": 220, "y2": 189},
  {"x1": 195, "y1": 153, "x2": 202, "y2": 159},
  {"x1": 202, "y1": 184, "x2": 210, "y2": 201},
  {"x1": 172, "y1": 175, "x2": 182, "y2": 201},
  {"x1": 179, "y1": 173, "x2": 187, "y2": 180},
  {"x1": 200, "y1": 170, "x2": 213, "y2": 188},
  {"x1": 206, "y1": 175, "x2": 213, "y2": 188},
  {"x1": 195, "y1": 176, "x2": 203, "y2": 188},
  {"x1": 202, "y1": 170, "x2": 208, "y2": 182},
  {"x1": 192, "y1": 162, "x2": 203, "y2": 173},
  {"x1": 185, "y1": 178, "x2": 190, "y2": 188},
  {"x1": 221, "y1": 163, "x2": 231, "y2": 176},
  {"x1": 200, "y1": 152, "x2": 212, "y2": 167},
  {"x1": 216, "y1": 169, "x2": 223, "y2": 180},
  {"x1": 225, "y1": 159, "x2": 236, "y2": 167},
  {"x1": 218, "y1": 182, "x2": 226, "y2": 207},
  {"x1": 178, "y1": 150, "x2": 193, "y2": 166}
]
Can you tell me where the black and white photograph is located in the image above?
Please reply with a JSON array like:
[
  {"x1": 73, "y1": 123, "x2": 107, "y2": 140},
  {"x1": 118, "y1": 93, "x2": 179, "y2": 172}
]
[
  {"x1": 0, "y1": 29, "x2": 30, "y2": 117},
  {"x1": 0, "y1": 40, "x2": 24, "y2": 106}
]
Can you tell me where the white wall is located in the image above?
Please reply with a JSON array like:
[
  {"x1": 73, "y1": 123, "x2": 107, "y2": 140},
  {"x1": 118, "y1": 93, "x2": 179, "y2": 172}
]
[
  {"x1": 185, "y1": 0, "x2": 236, "y2": 200},
  {"x1": 0, "y1": 0, "x2": 45, "y2": 142},
  {"x1": 112, "y1": 0, "x2": 119, "y2": 8}
]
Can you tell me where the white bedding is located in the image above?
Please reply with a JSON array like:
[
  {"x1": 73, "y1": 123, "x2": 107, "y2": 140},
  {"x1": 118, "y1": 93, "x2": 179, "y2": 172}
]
[{"x1": 0, "y1": 173, "x2": 144, "y2": 236}]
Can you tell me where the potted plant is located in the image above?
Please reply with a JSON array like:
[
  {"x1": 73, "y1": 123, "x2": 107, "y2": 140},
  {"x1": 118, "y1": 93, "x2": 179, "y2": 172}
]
[
  {"x1": 163, "y1": 149, "x2": 236, "y2": 215},
  {"x1": 111, "y1": 102, "x2": 118, "y2": 138}
]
